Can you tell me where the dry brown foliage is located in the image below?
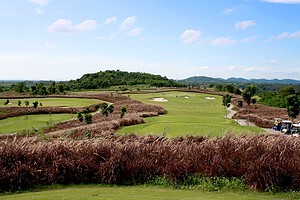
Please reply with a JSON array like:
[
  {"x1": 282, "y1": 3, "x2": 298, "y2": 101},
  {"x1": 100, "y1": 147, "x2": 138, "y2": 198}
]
[{"x1": 0, "y1": 134, "x2": 299, "y2": 192}]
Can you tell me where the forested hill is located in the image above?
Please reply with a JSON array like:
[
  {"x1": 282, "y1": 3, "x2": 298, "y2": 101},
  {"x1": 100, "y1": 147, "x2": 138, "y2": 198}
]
[{"x1": 68, "y1": 70, "x2": 184, "y2": 89}]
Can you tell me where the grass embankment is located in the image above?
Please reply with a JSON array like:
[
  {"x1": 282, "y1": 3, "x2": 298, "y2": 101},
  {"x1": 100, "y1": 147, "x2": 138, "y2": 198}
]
[
  {"x1": 1, "y1": 185, "x2": 299, "y2": 200},
  {"x1": 0, "y1": 98, "x2": 101, "y2": 134},
  {"x1": 0, "y1": 98, "x2": 101, "y2": 107},
  {"x1": 0, "y1": 114, "x2": 73, "y2": 134},
  {"x1": 118, "y1": 92, "x2": 263, "y2": 137}
]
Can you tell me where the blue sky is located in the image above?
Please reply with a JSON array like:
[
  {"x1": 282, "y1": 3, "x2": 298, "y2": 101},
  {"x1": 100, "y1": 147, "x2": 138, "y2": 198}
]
[{"x1": 1, "y1": 0, "x2": 300, "y2": 80}]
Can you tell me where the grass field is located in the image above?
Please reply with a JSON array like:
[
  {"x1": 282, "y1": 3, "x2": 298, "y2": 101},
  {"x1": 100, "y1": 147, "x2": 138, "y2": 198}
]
[
  {"x1": 0, "y1": 113, "x2": 74, "y2": 134},
  {"x1": 118, "y1": 91, "x2": 264, "y2": 137},
  {"x1": 0, "y1": 98, "x2": 101, "y2": 107},
  {"x1": 0, "y1": 185, "x2": 299, "y2": 200}
]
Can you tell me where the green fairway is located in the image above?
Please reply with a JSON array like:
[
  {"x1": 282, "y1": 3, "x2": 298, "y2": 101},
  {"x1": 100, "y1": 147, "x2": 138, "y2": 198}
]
[
  {"x1": 118, "y1": 92, "x2": 264, "y2": 137},
  {"x1": 0, "y1": 114, "x2": 74, "y2": 134},
  {"x1": 0, "y1": 98, "x2": 101, "y2": 107},
  {"x1": 0, "y1": 185, "x2": 298, "y2": 200}
]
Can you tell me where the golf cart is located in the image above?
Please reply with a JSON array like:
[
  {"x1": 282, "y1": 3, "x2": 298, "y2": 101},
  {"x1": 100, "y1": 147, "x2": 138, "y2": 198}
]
[{"x1": 280, "y1": 120, "x2": 293, "y2": 134}]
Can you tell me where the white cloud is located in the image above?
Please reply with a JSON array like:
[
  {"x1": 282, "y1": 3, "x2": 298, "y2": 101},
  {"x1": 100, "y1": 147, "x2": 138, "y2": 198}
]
[
  {"x1": 45, "y1": 43, "x2": 55, "y2": 48},
  {"x1": 268, "y1": 59, "x2": 279, "y2": 64},
  {"x1": 199, "y1": 66, "x2": 210, "y2": 70},
  {"x1": 277, "y1": 30, "x2": 300, "y2": 39},
  {"x1": 228, "y1": 66, "x2": 237, "y2": 70},
  {"x1": 242, "y1": 36, "x2": 256, "y2": 43},
  {"x1": 34, "y1": 8, "x2": 44, "y2": 14},
  {"x1": 180, "y1": 29, "x2": 201, "y2": 44},
  {"x1": 210, "y1": 37, "x2": 236, "y2": 46},
  {"x1": 223, "y1": 4, "x2": 243, "y2": 14},
  {"x1": 223, "y1": 8, "x2": 235, "y2": 14},
  {"x1": 97, "y1": 34, "x2": 116, "y2": 41},
  {"x1": 29, "y1": 0, "x2": 50, "y2": 6},
  {"x1": 245, "y1": 67, "x2": 255, "y2": 72},
  {"x1": 128, "y1": 27, "x2": 143, "y2": 36},
  {"x1": 235, "y1": 20, "x2": 256, "y2": 30},
  {"x1": 104, "y1": 16, "x2": 117, "y2": 25},
  {"x1": 47, "y1": 19, "x2": 98, "y2": 33},
  {"x1": 262, "y1": 0, "x2": 300, "y2": 4},
  {"x1": 119, "y1": 16, "x2": 137, "y2": 31}
]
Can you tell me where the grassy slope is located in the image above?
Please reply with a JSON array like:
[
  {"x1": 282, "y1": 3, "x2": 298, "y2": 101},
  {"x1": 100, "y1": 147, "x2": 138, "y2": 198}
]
[
  {"x1": 0, "y1": 185, "x2": 298, "y2": 200},
  {"x1": 0, "y1": 98, "x2": 101, "y2": 134},
  {"x1": 118, "y1": 92, "x2": 263, "y2": 137},
  {"x1": 0, "y1": 114, "x2": 74, "y2": 134},
  {"x1": 0, "y1": 98, "x2": 101, "y2": 107}
]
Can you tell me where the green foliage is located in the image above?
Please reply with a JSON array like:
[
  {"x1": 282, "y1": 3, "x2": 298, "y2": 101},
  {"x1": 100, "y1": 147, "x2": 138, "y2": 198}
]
[
  {"x1": 25, "y1": 100, "x2": 29, "y2": 107},
  {"x1": 32, "y1": 101, "x2": 39, "y2": 108},
  {"x1": 215, "y1": 84, "x2": 242, "y2": 95},
  {"x1": 85, "y1": 130, "x2": 91, "y2": 138},
  {"x1": 285, "y1": 94, "x2": 300, "y2": 119},
  {"x1": 101, "y1": 102, "x2": 114, "y2": 117},
  {"x1": 11, "y1": 82, "x2": 28, "y2": 93},
  {"x1": 222, "y1": 94, "x2": 232, "y2": 107},
  {"x1": 237, "y1": 100, "x2": 243, "y2": 108},
  {"x1": 120, "y1": 105, "x2": 127, "y2": 118},
  {"x1": 4, "y1": 99, "x2": 9, "y2": 106},
  {"x1": 242, "y1": 85, "x2": 257, "y2": 105},
  {"x1": 84, "y1": 113, "x2": 93, "y2": 124},
  {"x1": 67, "y1": 70, "x2": 185, "y2": 90},
  {"x1": 77, "y1": 112, "x2": 84, "y2": 122}
]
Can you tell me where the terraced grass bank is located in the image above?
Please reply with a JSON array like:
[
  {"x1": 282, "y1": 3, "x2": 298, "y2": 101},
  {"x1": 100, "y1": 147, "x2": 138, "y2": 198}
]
[
  {"x1": 0, "y1": 98, "x2": 101, "y2": 107},
  {"x1": 0, "y1": 114, "x2": 74, "y2": 134},
  {"x1": 0, "y1": 97, "x2": 102, "y2": 134},
  {"x1": 118, "y1": 92, "x2": 263, "y2": 137}
]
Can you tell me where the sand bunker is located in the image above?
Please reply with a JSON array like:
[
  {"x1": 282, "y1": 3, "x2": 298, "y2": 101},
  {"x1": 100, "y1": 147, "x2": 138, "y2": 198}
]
[
  {"x1": 151, "y1": 98, "x2": 168, "y2": 102},
  {"x1": 205, "y1": 97, "x2": 215, "y2": 100},
  {"x1": 184, "y1": 96, "x2": 190, "y2": 99}
]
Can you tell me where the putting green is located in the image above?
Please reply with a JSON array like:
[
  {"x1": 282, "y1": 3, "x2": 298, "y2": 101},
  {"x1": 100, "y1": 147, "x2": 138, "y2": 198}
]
[
  {"x1": 0, "y1": 98, "x2": 101, "y2": 107},
  {"x1": 118, "y1": 92, "x2": 264, "y2": 137},
  {"x1": 0, "y1": 114, "x2": 74, "y2": 134}
]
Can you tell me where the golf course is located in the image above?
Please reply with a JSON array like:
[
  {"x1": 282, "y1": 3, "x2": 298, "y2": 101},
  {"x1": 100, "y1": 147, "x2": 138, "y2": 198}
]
[{"x1": 118, "y1": 91, "x2": 263, "y2": 137}]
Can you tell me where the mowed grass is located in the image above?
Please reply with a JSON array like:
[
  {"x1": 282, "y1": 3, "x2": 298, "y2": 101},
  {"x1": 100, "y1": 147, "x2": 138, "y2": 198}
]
[
  {"x1": 0, "y1": 185, "x2": 298, "y2": 200},
  {"x1": 0, "y1": 98, "x2": 101, "y2": 107},
  {"x1": 118, "y1": 92, "x2": 264, "y2": 137},
  {"x1": 0, "y1": 114, "x2": 74, "y2": 134}
]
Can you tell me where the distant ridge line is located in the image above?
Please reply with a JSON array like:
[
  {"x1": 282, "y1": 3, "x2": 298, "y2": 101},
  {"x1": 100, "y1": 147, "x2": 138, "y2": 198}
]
[{"x1": 180, "y1": 76, "x2": 300, "y2": 85}]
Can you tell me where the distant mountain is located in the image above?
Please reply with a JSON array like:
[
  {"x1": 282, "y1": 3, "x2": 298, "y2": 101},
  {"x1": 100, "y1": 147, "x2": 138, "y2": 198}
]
[{"x1": 180, "y1": 76, "x2": 300, "y2": 85}]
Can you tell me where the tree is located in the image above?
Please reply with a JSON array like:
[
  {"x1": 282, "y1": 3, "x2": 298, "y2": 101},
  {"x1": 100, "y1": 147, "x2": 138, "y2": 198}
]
[
  {"x1": 4, "y1": 99, "x2": 9, "y2": 106},
  {"x1": 242, "y1": 85, "x2": 257, "y2": 125},
  {"x1": 77, "y1": 112, "x2": 84, "y2": 122},
  {"x1": 33, "y1": 101, "x2": 39, "y2": 108},
  {"x1": 84, "y1": 113, "x2": 93, "y2": 124},
  {"x1": 18, "y1": 100, "x2": 21, "y2": 106},
  {"x1": 25, "y1": 100, "x2": 29, "y2": 107},
  {"x1": 120, "y1": 106, "x2": 127, "y2": 118},
  {"x1": 285, "y1": 94, "x2": 300, "y2": 119},
  {"x1": 222, "y1": 94, "x2": 232, "y2": 107},
  {"x1": 101, "y1": 102, "x2": 114, "y2": 117},
  {"x1": 222, "y1": 94, "x2": 232, "y2": 118}
]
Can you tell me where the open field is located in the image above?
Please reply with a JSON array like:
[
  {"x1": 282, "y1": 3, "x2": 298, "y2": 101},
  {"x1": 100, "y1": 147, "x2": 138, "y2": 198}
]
[
  {"x1": 117, "y1": 91, "x2": 263, "y2": 137},
  {"x1": 0, "y1": 185, "x2": 299, "y2": 200},
  {"x1": 0, "y1": 113, "x2": 74, "y2": 134},
  {"x1": 0, "y1": 98, "x2": 101, "y2": 107}
]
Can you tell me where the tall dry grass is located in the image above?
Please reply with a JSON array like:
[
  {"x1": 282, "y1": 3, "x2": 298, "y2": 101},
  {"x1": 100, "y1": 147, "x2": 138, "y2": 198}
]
[{"x1": 0, "y1": 134, "x2": 299, "y2": 192}]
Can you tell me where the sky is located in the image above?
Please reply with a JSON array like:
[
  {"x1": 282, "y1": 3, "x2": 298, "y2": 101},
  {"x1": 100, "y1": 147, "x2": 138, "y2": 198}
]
[{"x1": 1, "y1": 0, "x2": 300, "y2": 81}]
